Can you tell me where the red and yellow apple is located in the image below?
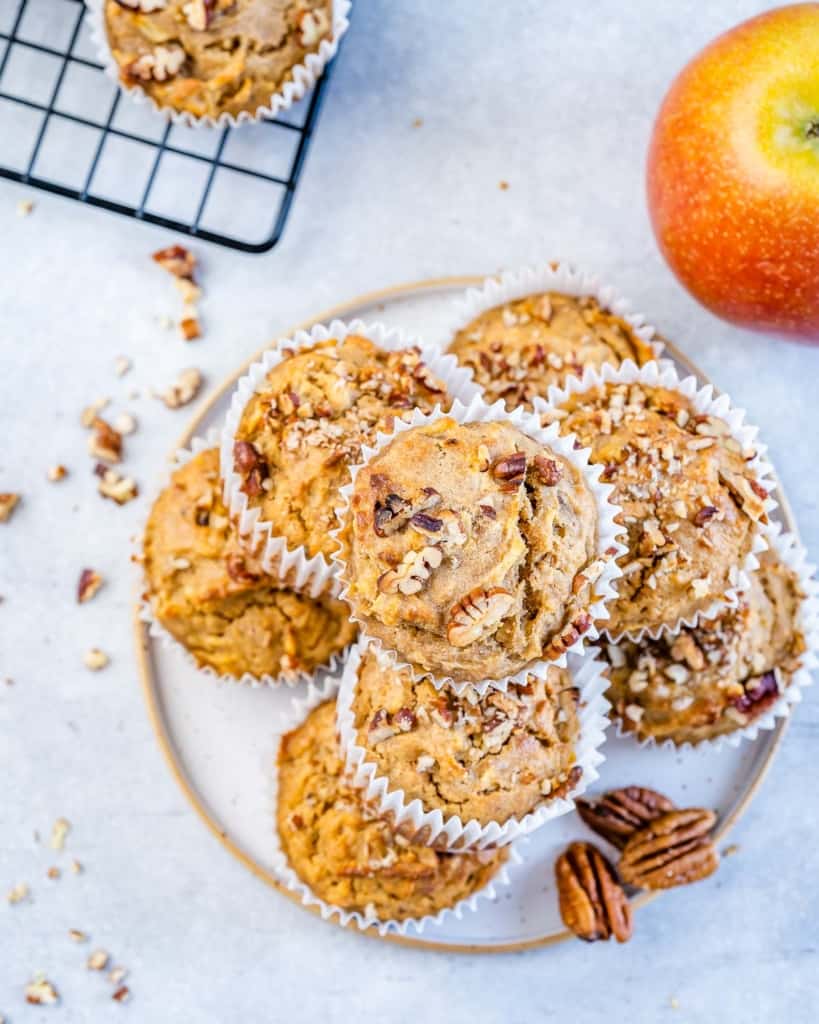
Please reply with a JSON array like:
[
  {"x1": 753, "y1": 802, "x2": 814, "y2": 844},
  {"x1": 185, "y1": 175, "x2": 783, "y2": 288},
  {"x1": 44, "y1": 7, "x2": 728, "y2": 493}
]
[{"x1": 647, "y1": 4, "x2": 819, "y2": 340}]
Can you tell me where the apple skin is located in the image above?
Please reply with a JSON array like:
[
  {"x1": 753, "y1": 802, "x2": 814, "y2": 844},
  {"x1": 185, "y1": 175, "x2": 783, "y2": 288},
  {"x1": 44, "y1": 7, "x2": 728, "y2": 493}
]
[{"x1": 647, "y1": 4, "x2": 819, "y2": 341}]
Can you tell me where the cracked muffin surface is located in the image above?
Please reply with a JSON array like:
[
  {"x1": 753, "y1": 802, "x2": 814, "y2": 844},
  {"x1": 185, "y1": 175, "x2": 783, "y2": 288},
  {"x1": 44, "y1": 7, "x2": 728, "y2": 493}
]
[
  {"x1": 546, "y1": 382, "x2": 770, "y2": 637},
  {"x1": 448, "y1": 291, "x2": 655, "y2": 412},
  {"x1": 341, "y1": 417, "x2": 603, "y2": 682},
  {"x1": 602, "y1": 548, "x2": 806, "y2": 745},
  {"x1": 349, "y1": 646, "x2": 582, "y2": 826},
  {"x1": 276, "y1": 701, "x2": 507, "y2": 920},
  {"x1": 143, "y1": 447, "x2": 356, "y2": 678},
  {"x1": 104, "y1": 0, "x2": 333, "y2": 120},
  {"x1": 231, "y1": 336, "x2": 449, "y2": 561}
]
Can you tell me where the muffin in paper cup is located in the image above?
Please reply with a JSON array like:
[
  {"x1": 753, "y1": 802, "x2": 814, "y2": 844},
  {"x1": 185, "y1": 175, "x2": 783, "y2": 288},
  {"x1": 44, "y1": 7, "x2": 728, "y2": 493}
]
[
  {"x1": 536, "y1": 359, "x2": 778, "y2": 642},
  {"x1": 269, "y1": 675, "x2": 519, "y2": 936},
  {"x1": 602, "y1": 525, "x2": 818, "y2": 752},
  {"x1": 335, "y1": 638, "x2": 611, "y2": 850},
  {"x1": 442, "y1": 262, "x2": 666, "y2": 410},
  {"x1": 331, "y1": 393, "x2": 627, "y2": 690},
  {"x1": 220, "y1": 319, "x2": 482, "y2": 596},
  {"x1": 87, "y1": 0, "x2": 351, "y2": 128},
  {"x1": 138, "y1": 428, "x2": 356, "y2": 687}
]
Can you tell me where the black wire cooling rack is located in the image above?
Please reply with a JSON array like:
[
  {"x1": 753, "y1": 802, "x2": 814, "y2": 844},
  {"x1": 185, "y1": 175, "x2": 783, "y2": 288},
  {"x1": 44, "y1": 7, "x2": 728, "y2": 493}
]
[{"x1": 0, "y1": 0, "x2": 335, "y2": 252}]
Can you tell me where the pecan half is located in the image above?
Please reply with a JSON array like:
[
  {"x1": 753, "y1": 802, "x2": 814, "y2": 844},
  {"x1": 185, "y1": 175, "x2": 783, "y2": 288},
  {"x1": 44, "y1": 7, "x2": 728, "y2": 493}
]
[
  {"x1": 534, "y1": 454, "x2": 562, "y2": 486},
  {"x1": 555, "y1": 842, "x2": 632, "y2": 943},
  {"x1": 491, "y1": 452, "x2": 526, "y2": 489},
  {"x1": 618, "y1": 808, "x2": 719, "y2": 890},
  {"x1": 576, "y1": 786, "x2": 675, "y2": 850},
  {"x1": 447, "y1": 586, "x2": 514, "y2": 647}
]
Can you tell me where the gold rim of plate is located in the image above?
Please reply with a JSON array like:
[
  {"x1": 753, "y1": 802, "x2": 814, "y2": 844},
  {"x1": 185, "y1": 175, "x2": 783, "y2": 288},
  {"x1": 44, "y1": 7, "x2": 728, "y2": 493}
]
[{"x1": 134, "y1": 275, "x2": 795, "y2": 954}]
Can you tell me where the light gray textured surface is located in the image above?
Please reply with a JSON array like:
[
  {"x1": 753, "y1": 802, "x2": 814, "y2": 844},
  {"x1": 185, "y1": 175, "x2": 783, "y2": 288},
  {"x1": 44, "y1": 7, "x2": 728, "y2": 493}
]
[{"x1": 1, "y1": 1, "x2": 818, "y2": 1021}]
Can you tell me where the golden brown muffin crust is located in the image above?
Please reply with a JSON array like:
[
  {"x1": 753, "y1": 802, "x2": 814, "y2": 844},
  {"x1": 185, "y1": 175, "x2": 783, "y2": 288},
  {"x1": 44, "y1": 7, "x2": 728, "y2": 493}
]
[
  {"x1": 143, "y1": 448, "x2": 356, "y2": 678},
  {"x1": 547, "y1": 382, "x2": 770, "y2": 637},
  {"x1": 276, "y1": 701, "x2": 507, "y2": 920},
  {"x1": 231, "y1": 336, "x2": 450, "y2": 561},
  {"x1": 105, "y1": 0, "x2": 333, "y2": 119},
  {"x1": 342, "y1": 418, "x2": 603, "y2": 681},
  {"x1": 602, "y1": 549, "x2": 806, "y2": 744},
  {"x1": 350, "y1": 648, "x2": 582, "y2": 826},
  {"x1": 448, "y1": 291, "x2": 655, "y2": 412}
]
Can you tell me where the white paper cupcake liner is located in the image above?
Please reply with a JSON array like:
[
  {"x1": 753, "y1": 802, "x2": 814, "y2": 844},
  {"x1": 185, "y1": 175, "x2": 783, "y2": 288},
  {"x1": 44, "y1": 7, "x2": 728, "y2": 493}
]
[
  {"x1": 331, "y1": 392, "x2": 628, "y2": 689},
  {"x1": 335, "y1": 638, "x2": 611, "y2": 850},
  {"x1": 137, "y1": 428, "x2": 352, "y2": 688},
  {"x1": 536, "y1": 358, "x2": 779, "y2": 643},
  {"x1": 87, "y1": 0, "x2": 352, "y2": 129},
  {"x1": 220, "y1": 318, "x2": 483, "y2": 597},
  {"x1": 608, "y1": 525, "x2": 819, "y2": 753},
  {"x1": 442, "y1": 262, "x2": 665, "y2": 364},
  {"x1": 268, "y1": 675, "x2": 520, "y2": 936}
]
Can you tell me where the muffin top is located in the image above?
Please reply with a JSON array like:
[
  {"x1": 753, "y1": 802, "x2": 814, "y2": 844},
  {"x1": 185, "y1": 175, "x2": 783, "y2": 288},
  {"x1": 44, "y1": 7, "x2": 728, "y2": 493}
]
[
  {"x1": 348, "y1": 647, "x2": 582, "y2": 826},
  {"x1": 143, "y1": 448, "x2": 356, "y2": 678},
  {"x1": 547, "y1": 382, "x2": 770, "y2": 637},
  {"x1": 342, "y1": 417, "x2": 602, "y2": 682},
  {"x1": 231, "y1": 336, "x2": 449, "y2": 561},
  {"x1": 602, "y1": 548, "x2": 806, "y2": 745},
  {"x1": 276, "y1": 701, "x2": 507, "y2": 921},
  {"x1": 448, "y1": 292, "x2": 655, "y2": 412},
  {"x1": 105, "y1": 0, "x2": 333, "y2": 120}
]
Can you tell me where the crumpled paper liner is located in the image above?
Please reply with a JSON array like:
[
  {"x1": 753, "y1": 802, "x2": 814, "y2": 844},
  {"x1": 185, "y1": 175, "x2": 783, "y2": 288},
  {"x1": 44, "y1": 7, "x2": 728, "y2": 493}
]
[{"x1": 335, "y1": 637, "x2": 611, "y2": 850}]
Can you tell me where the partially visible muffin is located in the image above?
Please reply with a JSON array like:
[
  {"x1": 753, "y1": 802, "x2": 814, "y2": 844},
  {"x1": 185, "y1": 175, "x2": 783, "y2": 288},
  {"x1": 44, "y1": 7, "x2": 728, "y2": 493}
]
[
  {"x1": 347, "y1": 646, "x2": 582, "y2": 826},
  {"x1": 104, "y1": 0, "x2": 334, "y2": 120},
  {"x1": 342, "y1": 417, "x2": 604, "y2": 681},
  {"x1": 230, "y1": 336, "x2": 449, "y2": 561},
  {"x1": 602, "y1": 548, "x2": 806, "y2": 744},
  {"x1": 546, "y1": 381, "x2": 770, "y2": 637},
  {"x1": 448, "y1": 291, "x2": 655, "y2": 412},
  {"x1": 277, "y1": 701, "x2": 507, "y2": 921},
  {"x1": 143, "y1": 448, "x2": 356, "y2": 678}
]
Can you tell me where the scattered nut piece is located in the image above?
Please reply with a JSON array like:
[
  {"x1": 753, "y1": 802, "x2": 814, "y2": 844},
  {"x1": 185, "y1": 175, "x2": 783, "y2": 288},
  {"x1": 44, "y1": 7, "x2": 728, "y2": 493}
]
[
  {"x1": 112, "y1": 986, "x2": 131, "y2": 1003},
  {"x1": 181, "y1": 0, "x2": 212, "y2": 29},
  {"x1": 7, "y1": 882, "x2": 30, "y2": 904},
  {"x1": 108, "y1": 966, "x2": 128, "y2": 985},
  {"x1": 114, "y1": 355, "x2": 131, "y2": 377},
  {"x1": 297, "y1": 7, "x2": 330, "y2": 45},
  {"x1": 25, "y1": 976, "x2": 59, "y2": 1006},
  {"x1": 114, "y1": 412, "x2": 137, "y2": 436},
  {"x1": 127, "y1": 44, "x2": 185, "y2": 82},
  {"x1": 88, "y1": 417, "x2": 123, "y2": 463},
  {"x1": 46, "y1": 866, "x2": 60, "y2": 880},
  {"x1": 158, "y1": 368, "x2": 202, "y2": 409},
  {"x1": 96, "y1": 467, "x2": 139, "y2": 505},
  {"x1": 152, "y1": 244, "x2": 196, "y2": 281},
  {"x1": 68, "y1": 929, "x2": 87, "y2": 943},
  {"x1": 77, "y1": 568, "x2": 104, "y2": 604},
  {"x1": 87, "y1": 949, "x2": 110, "y2": 971},
  {"x1": 179, "y1": 316, "x2": 201, "y2": 341},
  {"x1": 84, "y1": 647, "x2": 109, "y2": 671},
  {"x1": 51, "y1": 817, "x2": 71, "y2": 850},
  {"x1": 47, "y1": 464, "x2": 68, "y2": 482},
  {"x1": 0, "y1": 493, "x2": 20, "y2": 523},
  {"x1": 70, "y1": 859, "x2": 83, "y2": 874},
  {"x1": 16, "y1": 198, "x2": 34, "y2": 216},
  {"x1": 499, "y1": 180, "x2": 510, "y2": 190},
  {"x1": 80, "y1": 398, "x2": 110, "y2": 428}
]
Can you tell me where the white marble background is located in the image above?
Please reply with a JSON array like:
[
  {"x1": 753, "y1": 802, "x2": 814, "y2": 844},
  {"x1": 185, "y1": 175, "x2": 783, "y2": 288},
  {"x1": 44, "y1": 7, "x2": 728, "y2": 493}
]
[{"x1": 2, "y1": 1, "x2": 818, "y2": 1021}]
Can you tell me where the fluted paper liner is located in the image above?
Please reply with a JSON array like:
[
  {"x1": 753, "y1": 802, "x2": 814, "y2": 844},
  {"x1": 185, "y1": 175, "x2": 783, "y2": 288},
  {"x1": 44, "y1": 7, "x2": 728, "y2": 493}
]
[
  {"x1": 331, "y1": 392, "x2": 628, "y2": 690},
  {"x1": 136, "y1": 428, "x2": 351, "y2": 688},
  {"x1": 267, "y1": 675, "x2": 520, "y2": 936},
  {"x1": 537, "y1": 359, "x2": 779, "y2": 643},
  {"x1": 87, "y1": 0, "x2": 352, "y2": 129},
  {"x1": 443, "y1": 262, "x2": 665, "y2": 369},
  {"x1": 220, "y1": 319, "x2": 482, "y2": 596},
  {"x1": 336, "y1": 638, "x2": 611, "y2": 850},
  {"x1": 608, "y1": 526, "x2": 819, "y2": 753}
]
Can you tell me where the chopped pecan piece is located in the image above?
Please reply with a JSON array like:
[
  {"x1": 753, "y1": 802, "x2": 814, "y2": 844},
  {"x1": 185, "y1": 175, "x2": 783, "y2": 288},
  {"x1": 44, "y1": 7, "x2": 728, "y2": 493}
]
[
  {"x1": 618, "y1": 808, "x2": 719, "y2": 890},
  {"x1": 225, "y1": 553, "x2": 260, "y2": 584},
  {"x1": 0, "y1": 493, "x2": 20, "y2": 523},
  {"x1": 533, "y1": 454, "x2": 562, "y2": 485},
  {"x1": 490, "y1": 452, "x2": 526, "y2": 489},
  {"x1": 181, "y1": 0, "x2": 214, "y2": 29},
  {"x1": 577, "y1": 786, "x2": 676, "y2": 850},
  {"x1": 179, "y1": 316, "x2": 201, "y2": 341},
  {"x1": 693, "y1": 505, "x2": 718, "y2": 527},
  {"x1": 555, "y1": 841, "x2": 632, "y2": 943},
  {"x1": 153, "y1": 244, "x2": 196, "y2": 281},
  {"x1": 83, "y1": 648, "x2": 109, "y2": 671},
  {"x1": 297, "y1": 7, "x2": 331, "y2": 46},
  {"x1": 88, "y1": 417, "x2": 122, "y2": 463},
  {"x1": 447, "y1": 586, "x2": 514, "y2": 647},
  {"x1": 373, "y1": 493, "x2": 410, "y2": 536},
  {"x1": 77, "y1": 569, "x2": 104, "y2": 604},
  {"x1": 378, "y1": 546, "x2": 443, "y2": 595},
  {"x1": 394, "y1": 707, "x2": 416, "y2": 732},
  {"x1": 128, "y1": 44, "x2": 186, "y2": 82},
  {"x1": 368, "y1": 708, "x2": 395, "y2": 744},
  {"x1": 25, "y1": 977, "x2": 60, "y2": 1005},
  {"x1": 97, "y1": 468, "x2": 138, "y2": 505},
  {"x1": 159, "y1": 367, "x2": 202, "y2": 409},
  {"x1": 732, "y1": 670, "x2": 779, "y2": 717},
  {"x1": 47, "y1": 464, "x2": 68, "y2": 482}
]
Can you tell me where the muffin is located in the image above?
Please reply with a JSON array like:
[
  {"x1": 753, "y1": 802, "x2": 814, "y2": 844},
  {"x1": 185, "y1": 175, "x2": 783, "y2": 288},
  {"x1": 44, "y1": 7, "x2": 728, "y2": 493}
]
[
  {"x1": 602, "y1": 547, "x2": 807, "y2": 745},
  {"x1": 345, "y1": 645, "x2": 583, "y2": 828},
  {"x1": 104, "y1": 0, "x2": 334, "y2": 120},
  {"x1": 341, "y1": 417, "x2": 604, "y2": 682},
  {"x1": 276, "y1": 700, "x2": 507, "y2": 921},
  {"x1": 142, "y1": 447, "x2": 356, "y2": 678},
  {"x1": 229, "y1": 335, "x2": 450, "y2": 562},
  {"x1": 546, "y1": 379, "x2": 770, "y2": 637},
  {"x1": 448, "y1": 292, "x2": 656, "y2": 412}
]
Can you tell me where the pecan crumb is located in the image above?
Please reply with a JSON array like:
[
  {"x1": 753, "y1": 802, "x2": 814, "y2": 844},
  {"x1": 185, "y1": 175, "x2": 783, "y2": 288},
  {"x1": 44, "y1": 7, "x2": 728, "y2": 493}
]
[
  {"x1": 84, "y1": 647, "x2": 109, "y2": 671},
  {"x1": 80, "y1": 397, "x2": 110, "y2": 428},
  {"x1": 16, "y1": 198, "x2": 34, "y2": 216},
  {"x1": 179, "y1": 316, "x2": 201, "y2": 341},
  {"x1": 46, "y1": 866, "x2": 60, "y2": 880},
  {"x1": 114, "y1": 355, "x2": 131, "y2": 377},
  {"x1": 112, "y1": 985, "x2": 131, "y2": 1003},
  {"x1": 87, "y1": 949, "x2": 109, "y2": 971},
  {"x1": 0, "y1": 493, "x2": 21, "y2": 522},
  {"x1": 25, "y1": 976, "x2": 59, "y2": 1006},
  {"x1": 153, "y1": 244, "x2": 196, "y2": 281},
  {"x1": 51, "y1": 817, "x2": 71, "y2": 850},
  {"x1": 77, "y1": 569, "x2": 104, "y2": 604},
  {"x1": 68, "y1": 928, "x2": 87, "y2": 943},
  {"x1": 97, "y1": 468, "x2": 139, "y2": 505},
  {"x1": 158, "y1": 368, "x2": 202, "y2": 409},
  {"x1": 114, "y1": 412, "x2": 137, "y2": 436},
  {"x1": 7, "y1": 882, "x2": 29, "y2": 904},
  {"x1": 88, "y1": 417, "x2": 123, "y2": 464},
  {"x1": 47, "y1": 464, "x2": 68, "y2": 482}
]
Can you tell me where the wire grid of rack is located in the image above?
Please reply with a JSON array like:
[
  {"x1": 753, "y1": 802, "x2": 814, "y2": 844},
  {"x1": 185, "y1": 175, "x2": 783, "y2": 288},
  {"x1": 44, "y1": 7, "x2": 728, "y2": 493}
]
[{"x1": 0, "y1": 0, "x2": 335, "y2": 252}]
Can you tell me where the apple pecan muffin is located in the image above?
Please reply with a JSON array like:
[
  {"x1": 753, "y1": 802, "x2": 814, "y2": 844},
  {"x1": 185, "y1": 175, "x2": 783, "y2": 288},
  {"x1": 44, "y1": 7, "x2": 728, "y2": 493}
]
[
  {"x1": 346, "y1": 645, "x2": 582, "y2": 826},
  {"x1": 448, "y1": 292, "x2": 656, "y2": 412},
  {"x1": 104, "y1": 0, "x2": 334, "y2": 120},
  {"x1": 230, "y1": 336, "x2": 449, "y2": 562},
  {"x1": 602, "y1": 547, "x2": 806, "y2": 744},
  {"x1": 341, "y1": 417, "x2": 604, "y2": 682},
  {"x1": 143, "y1": 447, "x2": 356, "y2": 678},
  {"x1": 276, "y1": 700, "x2": 507, "y2": 921},
  {"x1": 545, "y1": 381, "x2": 770, "y2": 637}
]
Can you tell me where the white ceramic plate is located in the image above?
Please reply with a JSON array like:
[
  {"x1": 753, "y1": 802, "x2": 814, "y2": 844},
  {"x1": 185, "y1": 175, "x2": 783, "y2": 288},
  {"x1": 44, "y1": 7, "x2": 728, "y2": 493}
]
[{"x1": 135, "y1": 277, "x2": 795, "y2": 952}]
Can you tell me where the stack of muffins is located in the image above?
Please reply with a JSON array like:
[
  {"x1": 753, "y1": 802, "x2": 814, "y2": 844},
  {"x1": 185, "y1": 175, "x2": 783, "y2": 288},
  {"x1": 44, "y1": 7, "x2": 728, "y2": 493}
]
[{"x1": 141, "y1": 264, "x2": 816, "y2": 935}]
